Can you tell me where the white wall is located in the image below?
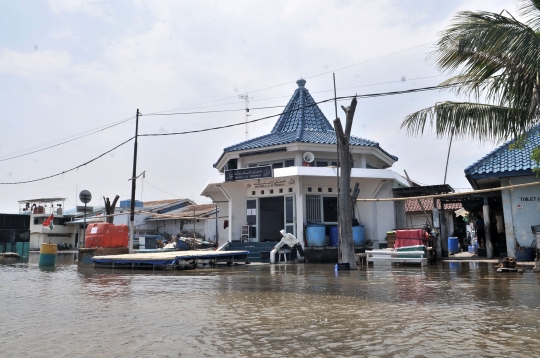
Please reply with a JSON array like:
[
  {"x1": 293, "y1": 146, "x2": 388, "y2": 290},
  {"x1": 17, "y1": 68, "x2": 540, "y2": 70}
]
[{"x1": 501, "y1": 175, "x2": 540, "y2": 257}]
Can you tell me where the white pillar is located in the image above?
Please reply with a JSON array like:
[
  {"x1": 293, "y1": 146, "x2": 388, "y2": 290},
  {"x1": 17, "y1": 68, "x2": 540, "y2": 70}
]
[{"x1": 483, "y1": 197, "x2": 493, "y2": 259}]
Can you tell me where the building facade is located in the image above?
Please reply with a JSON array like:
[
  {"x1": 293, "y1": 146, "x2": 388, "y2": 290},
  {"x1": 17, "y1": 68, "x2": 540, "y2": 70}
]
[{"x1": 202, "y1": 79, "x2": 408, "y2": 248}]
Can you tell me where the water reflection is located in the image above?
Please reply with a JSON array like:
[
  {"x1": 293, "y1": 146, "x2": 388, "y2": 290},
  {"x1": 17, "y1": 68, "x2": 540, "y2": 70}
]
[{"x1": 1, "y1": 261, "x2": 540, "y2": 357}]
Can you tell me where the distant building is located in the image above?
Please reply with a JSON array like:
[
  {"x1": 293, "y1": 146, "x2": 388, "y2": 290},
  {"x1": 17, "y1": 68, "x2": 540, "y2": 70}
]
[{"x1": 202, "y1": 79, "x2": 409, "y2": 249}]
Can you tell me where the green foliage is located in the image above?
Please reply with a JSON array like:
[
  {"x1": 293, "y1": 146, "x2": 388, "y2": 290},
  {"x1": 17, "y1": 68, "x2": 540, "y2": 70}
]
[
  {"x1": 531, "y1": 143, "x2": 540, "y2": 175},
  {"x1": 402, "y1": 0, "x2": 540, "y2": 150}
]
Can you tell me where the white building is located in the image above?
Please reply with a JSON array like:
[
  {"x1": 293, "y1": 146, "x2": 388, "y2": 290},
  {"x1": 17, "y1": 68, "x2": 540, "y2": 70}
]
[{"x1": 202, "y1": 79, "x2": 409, "y2": 250}]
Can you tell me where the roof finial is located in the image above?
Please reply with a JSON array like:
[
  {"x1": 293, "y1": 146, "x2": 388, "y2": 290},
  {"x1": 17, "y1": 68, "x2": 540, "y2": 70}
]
[{"x1": 296, "y1": 78, "x2": 306, "y2": 87}]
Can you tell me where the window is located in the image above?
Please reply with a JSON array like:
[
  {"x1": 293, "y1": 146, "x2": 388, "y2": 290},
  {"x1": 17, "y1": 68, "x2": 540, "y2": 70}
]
[
  {"x1": 318, "y1": 187, "x2": 322, "y2": 192},
  {"x1": 323, "y1": 197, "x2": 338, "y2": 222},
  {"x1": 316, "y1": 161, "x2": 328, "y2": 167},
  {"x1": 33, "y1": 218, "x2": 39, "y2": 225},
  {"x1": 246, "y1": 199, "x2": 257, "y2": 238},
  {"x1": 272, "y1": 162, "x2": 283, "y2": 169},
  {"x1": 308, "y1": 187, "x2": 312, "y2": 192},
  {"x1": 270, "y1": 189, "x2": 274, "y2": 194},
  {"x1": 328, "y1": 188, "x2": 333, "y2": 193},
  {"x1": 285, "y1": 160, "x2": 295, "y2": 167},
  {"x1": 288, "y1": 188, "x2": 292, "y2": 193},
  {"x1": 306, "y1": 195, "x2": 321, "y2": 223},
  {"x1": 246, "y1": 159, "x2": 295, "y2": 168},
  {"x1": 261, "y1": 190, "x2": 265, "y2": 195},
  {"x1": 248, "y1": 164, "x2": 257, "y2": 168},
  {"x1": 252, "y1": 191, "x2": 255, "y2": 195},
  {"x1": 366, "y1": 163, "x2": 377, "y2": 169},
  {"x1": 279, "y1": 188, "x2": 283, "y2": 193}
]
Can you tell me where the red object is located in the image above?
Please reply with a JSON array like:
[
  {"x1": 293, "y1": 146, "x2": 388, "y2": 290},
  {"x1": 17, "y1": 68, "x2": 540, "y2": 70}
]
[
  {"x1": 394, "y1": 230, "x2": 429, "y2": 249},
  {"x1": 42, "y1": 214, "x2": 54, "y2": 227},
  {"x1": 85, "y1": 223, "x2": 128, "y2": 248}
]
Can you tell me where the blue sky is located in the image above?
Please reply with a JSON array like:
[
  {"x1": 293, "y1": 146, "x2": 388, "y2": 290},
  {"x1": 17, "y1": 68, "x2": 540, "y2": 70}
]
[{"x1": 0, "y1": 0, "x2": 517, "y2": 212}]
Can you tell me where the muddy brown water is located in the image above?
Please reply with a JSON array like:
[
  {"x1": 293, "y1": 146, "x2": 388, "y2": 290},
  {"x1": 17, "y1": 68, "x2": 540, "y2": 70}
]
[{"x1": 1, "y1": 254, "x2": 540, "y2": 357}]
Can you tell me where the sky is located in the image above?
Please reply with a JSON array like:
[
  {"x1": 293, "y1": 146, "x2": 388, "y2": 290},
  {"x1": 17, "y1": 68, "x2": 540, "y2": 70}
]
[{"x1": 0, "y1": 0, "x2": 518, "y2": 213}]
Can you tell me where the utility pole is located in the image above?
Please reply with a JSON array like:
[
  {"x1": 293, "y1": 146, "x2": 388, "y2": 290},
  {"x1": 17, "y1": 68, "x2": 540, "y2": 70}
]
[
  {"x1": 333, "y1": 73, "x2": 341, "y2": 263},
  {"x1": 239, "y1": 92, "x2": 252, "y2": 140},
  {"x1": 129, "y1": 109, "x2": 140, "y2": 254}
]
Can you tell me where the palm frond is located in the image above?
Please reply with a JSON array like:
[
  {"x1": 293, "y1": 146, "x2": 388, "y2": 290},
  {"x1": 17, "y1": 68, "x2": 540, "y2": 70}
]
[
  {"x1": 517, "y1": 0, "x2": 540, "y2": 30},
  {"x1": 400, "y1": 102, "x2": 536, "y2": 143}
]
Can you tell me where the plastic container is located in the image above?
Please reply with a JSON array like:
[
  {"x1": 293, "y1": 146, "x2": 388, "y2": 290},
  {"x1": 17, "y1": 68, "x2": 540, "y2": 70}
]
[
  {"x1": 514, "y1": 247, "x2": 535, "y2": 261},
  {"x1": 38, "y1": 243, "x2": 57, "y2": 266},
  {"x1": 448, "y1": 237, "x2": 459, "y2": 254},
  {"x1": 352, "y1": 225, "x2": 366, "y2": 246},
  {"x1": 329, "y1": 225, "x2": 338, "y2": 247},
  {"x1": 85, "y1": 223, "x2": 129, "y2": 248},
  {"x1": 306, "y1": 223, "x2": 326, "y2": 246}
]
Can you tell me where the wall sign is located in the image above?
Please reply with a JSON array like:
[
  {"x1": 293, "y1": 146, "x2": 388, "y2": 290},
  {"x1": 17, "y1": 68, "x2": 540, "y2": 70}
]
[
  {"x1": 225, "y1": 166, "x2": 272, "y2": 182},
  {"x1": 519, "y1": 197, "x2": 540, "y2": 201},
  {"x1": 246, "y1": 178, "x2": 295, "y2": 189}
]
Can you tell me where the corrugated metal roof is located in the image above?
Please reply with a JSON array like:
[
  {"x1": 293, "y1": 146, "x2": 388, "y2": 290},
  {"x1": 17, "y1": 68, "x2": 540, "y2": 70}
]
[
  {"x1": 216, "y1": 79, "x2": 397, "y2": 166},
  {"x1": 144, "y1": 199, "x2": 182, "y2": 208},
  {"x1": 405, "y1": 198, "x2": 462, "y2": 212},
  {"x1": 148, "y1": 204, "x2": 217, "y2": 220},
  {"x1": 465, "y1": 124, "x2": 540, "y2": 178}
]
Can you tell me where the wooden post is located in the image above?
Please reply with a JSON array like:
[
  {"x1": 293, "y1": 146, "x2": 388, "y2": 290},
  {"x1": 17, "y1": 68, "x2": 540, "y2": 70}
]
[
  {"x1": 403, "y1": 170, "x2": 432, "y2": 227},
  {"x1": 334, "y1": 97, "x2": 358, "y2": 269}
]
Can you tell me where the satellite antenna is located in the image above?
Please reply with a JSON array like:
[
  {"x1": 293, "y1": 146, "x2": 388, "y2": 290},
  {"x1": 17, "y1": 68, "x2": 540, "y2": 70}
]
[{"x1": 239, "y1": 92, "x2": 253, "y2": 140}]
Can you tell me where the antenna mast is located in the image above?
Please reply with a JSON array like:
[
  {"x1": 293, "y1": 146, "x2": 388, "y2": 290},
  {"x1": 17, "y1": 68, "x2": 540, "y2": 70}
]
[{"x1": 239, "y1": 92, "x2": 253, "y2": 140}]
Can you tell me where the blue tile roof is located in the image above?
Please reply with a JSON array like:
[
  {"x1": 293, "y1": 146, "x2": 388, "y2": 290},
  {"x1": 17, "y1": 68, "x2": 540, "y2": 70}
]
[
  {"x1": 465, "y1": 124, "x2": 540, "y2": 179},
  {"x1": 218, "y1": 79, "x2": 397, "y2": 164}
]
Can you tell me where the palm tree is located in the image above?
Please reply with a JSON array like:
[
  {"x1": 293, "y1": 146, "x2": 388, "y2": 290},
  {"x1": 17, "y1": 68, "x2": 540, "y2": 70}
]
[{"x1": 401, "y1": 0, "x2": 540, "y2": 147}]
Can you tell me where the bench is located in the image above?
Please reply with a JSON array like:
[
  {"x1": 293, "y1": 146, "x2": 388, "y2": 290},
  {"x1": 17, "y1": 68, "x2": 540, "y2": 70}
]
[{"x1": 365, "y1": 249, "x2": 427, "y2": 267}]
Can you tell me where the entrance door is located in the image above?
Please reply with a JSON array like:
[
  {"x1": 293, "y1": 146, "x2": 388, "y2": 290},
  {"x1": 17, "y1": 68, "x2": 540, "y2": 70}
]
[
  {"x1": 259, "y1": 196, "x2": 285, "y2": 242},
  {"x1": 285, "y1": 195, "x2": 295, "y2": 236}
]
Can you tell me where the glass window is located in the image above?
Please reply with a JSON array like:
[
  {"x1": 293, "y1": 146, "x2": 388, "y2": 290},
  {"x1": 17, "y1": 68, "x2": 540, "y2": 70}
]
[
  {"x1": 272, "y1": 162, "x2": 283, "y2": 169},
  {"x1": 248, "y1": 164, "x2": 257, "y2": 168},
  {"x1": 286, "y1": 197, "x2": 294, "y2": 224},
  {"x1": 316, "y1": 161, "x2": 328, "y2": 167},
  {"x1": 285, "y1": 160, "x2": 295, "y2": 167},
  {"x1": 323, "y1": 197, "x2": 338, "y2": 222},
  {"x1": 247, "y1": 199, "x2": 256, "y2": 225}
]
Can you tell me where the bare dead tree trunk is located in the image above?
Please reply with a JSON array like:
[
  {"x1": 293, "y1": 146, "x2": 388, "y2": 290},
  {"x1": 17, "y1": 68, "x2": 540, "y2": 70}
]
[
  {"x1": 333, "y1": 97, "x2": 358, "y2": 269},
  {"x1": 103, "y1": 195, "x2": 120, "y2": 224}
]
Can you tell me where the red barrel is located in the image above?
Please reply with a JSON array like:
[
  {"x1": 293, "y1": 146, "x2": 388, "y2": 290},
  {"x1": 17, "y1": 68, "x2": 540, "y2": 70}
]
[{"x1": 85, "y1": 223, "x2": 128, "y2": 248}]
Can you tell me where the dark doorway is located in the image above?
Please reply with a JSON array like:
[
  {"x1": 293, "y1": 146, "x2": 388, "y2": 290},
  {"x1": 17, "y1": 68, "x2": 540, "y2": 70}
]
[{"x1": 259, "y1": 196, "x2": 284, "y2": 242}]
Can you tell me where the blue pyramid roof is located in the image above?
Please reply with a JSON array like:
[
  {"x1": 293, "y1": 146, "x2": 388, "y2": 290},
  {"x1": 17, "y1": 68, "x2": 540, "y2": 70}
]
[
  {"x1": 465, "y1": 124, "x2": 540, "y2": 180},
  {"x1": 219, "y1": 79, "x2": 397, "y2": 162}
]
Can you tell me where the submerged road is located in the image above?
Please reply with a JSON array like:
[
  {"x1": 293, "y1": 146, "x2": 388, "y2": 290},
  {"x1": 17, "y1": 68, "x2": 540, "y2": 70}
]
[{"x1": 1, "y1": 254, "x2": 539, "y2": 357}]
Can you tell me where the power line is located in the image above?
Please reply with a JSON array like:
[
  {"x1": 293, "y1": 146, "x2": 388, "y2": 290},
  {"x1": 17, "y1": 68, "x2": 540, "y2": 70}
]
[
  {"x1": 140, "y1": 82, "x2": 459, "y2": 136},
  {"x1": 0, "y1": 116, "x2": 134, "y2": 162},
  {"x1": 143, "y1": 179, "x2": 183, "y2": 198},
  {"x1": 141, "y1": 105, "x2": 285, "y2": 117},
  {"x1": 145, "y1": 41, "x2": 434, "y2": 115},
  {"x1": 0, "y1": 137, "x2": 134, "y2": 185},
  {"x1": 0, "y1": 82, "x2": 457, "y2": 184}
]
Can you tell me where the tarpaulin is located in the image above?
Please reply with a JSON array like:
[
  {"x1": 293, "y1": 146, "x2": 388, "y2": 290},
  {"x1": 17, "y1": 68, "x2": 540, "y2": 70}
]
[{"x1": 394, "y1": 238, "x2": 426, "y2": 249}]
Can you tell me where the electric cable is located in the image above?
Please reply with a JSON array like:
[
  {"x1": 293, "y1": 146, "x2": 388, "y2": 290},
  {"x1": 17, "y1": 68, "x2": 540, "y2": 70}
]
[
  {"x1": 142, "y1": 105, "x2": 286, "y2": 117},
  {"x1": 140, "y1": 82, "x2": 460, "y2": 136},
  {"x1": 0, "y1": 137, "x2": 134, "y2": 185},
  {"x1": 0, "y1": 116, "x2": 135, "y2": 162},
  {"x1": 146, "y1": 41, "x2": 434, "y2": 115}
]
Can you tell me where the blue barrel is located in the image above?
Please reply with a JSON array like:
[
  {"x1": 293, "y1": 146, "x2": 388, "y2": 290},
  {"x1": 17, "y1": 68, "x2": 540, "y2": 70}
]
[
  {"x1": 329, "y1": 226, "x2": 338, "y2": 247},
  {"x1": 306, "y1": 223, "x2": 326, "y2": 246},
  {"x1": 515, "y1": 247, "x2": 535, "y2": 261},
  {"x1": 448, "y1": 237, "x2": 459, "y2": 254},
  {"x1": 352, "y1": 225, "x2": 365, "y2": 246}
]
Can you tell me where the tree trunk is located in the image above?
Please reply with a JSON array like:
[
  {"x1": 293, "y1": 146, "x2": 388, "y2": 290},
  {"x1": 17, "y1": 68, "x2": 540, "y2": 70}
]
[
  {"x1": 333, "y1": 97, "x2": 358, "y2": 269},
  {"x1": 103, "y1": 195, "x2": 120, "y2": 224}
]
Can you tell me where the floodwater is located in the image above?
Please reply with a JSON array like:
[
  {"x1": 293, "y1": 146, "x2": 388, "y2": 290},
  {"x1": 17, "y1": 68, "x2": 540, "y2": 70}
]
[{"x1": 1, "y1": 254, "x2": 540, "y2": 357}]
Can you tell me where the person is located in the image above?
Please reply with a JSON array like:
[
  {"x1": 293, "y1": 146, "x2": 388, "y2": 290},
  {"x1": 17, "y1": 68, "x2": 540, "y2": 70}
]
[
  {"x1": 475, "y1": 216, "x2": 485, "y2": 249},
  {"x1": 270, "y1": 230, "x2": 305, "y2": 263}
]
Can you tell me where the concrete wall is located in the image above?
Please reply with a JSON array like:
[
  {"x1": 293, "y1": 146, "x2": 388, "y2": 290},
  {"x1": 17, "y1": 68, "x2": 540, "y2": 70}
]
[{"x1": 501, "y1": 175, "x2": 540, "y2": 257}]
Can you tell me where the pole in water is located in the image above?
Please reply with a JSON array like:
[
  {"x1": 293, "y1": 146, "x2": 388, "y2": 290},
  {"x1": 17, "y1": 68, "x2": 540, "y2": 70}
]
[
  {"x1": 129, "y1": 109, "x2": 140, "y2": 254},
  {"x1": 333, "y1": 73, "x2": 341, "y2": 263}
]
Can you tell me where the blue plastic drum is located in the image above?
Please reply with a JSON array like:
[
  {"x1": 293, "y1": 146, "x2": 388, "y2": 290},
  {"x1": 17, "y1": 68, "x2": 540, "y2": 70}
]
[
  {"x1": 306, "y1": 223, "x2": 326, "y2": 246},
  {"x1": 448, "y1": 237, "x2": 459, "y2": 254}
]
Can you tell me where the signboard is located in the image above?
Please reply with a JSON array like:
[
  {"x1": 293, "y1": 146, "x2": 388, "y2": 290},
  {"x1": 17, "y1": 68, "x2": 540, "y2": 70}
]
[
  {"x1": 77, "y1": 206, "x2": 94, "y2": 212},
  {"x1": 225, "y1": 166, "x2": 272, "y2": 182},
  {"x1": 79, "y1": 190, "x2": 92, "y2": 204}
]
